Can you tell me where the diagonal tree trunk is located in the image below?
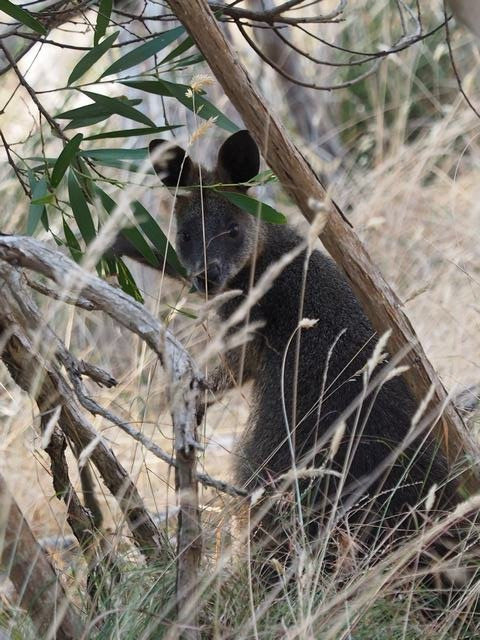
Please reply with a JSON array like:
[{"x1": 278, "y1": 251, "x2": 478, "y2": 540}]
[{"x1": 167, "y1": 0, "x2": 480, "y2": 492}]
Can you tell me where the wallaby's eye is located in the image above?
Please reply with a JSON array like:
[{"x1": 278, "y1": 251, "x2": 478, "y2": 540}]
[
  {"x1": 227, "y1": 223, "x2": 239, "y2": 238},
  {"x1": 181, "y1": 230, "x2": 191, "y2": 242}
]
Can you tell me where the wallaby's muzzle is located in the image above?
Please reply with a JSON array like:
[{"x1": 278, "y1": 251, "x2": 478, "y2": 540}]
[{"x1": 193, "y1": 260, "x2": 222, "y2": 294}]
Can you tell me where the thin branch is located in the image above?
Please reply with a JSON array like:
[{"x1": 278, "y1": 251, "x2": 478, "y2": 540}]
[
  {"x1": 209, "y1": 0, "x2": 347, "y2": 25},
  {"x1": 0, "y1": 42, "x2": 66, "y2": 139},
  {"x1": 0, "y1": 130, "x2": 30, "y2": 195},
  {"x1": 238, "y1": 20, "x2": 381, "y2": 91},
  {"x1": 443, "y1": 1, "x2": 480, "y2": 120}
]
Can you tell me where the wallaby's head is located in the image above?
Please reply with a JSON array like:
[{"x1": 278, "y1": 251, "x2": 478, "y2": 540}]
[{"x1": 149, "y1": 130, "x2": 261, "y2": 294}]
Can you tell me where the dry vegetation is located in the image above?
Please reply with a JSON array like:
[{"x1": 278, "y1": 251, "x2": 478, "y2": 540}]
[{"x1": 1, "y1": 1, "x2": 480, "y2": 638}]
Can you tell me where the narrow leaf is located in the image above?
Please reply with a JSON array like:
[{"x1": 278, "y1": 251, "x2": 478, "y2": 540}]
[
  {"x1": 57, "y1": 97, "x2": 142, "y2": 122},
  {"x1": 219, "y1": 191, "x2": 287, "y2": 224},
  {"x1": 122, "y1": 79, "x2": 240, "y2": 133},
  {"x1": 116, "y1": 258, "x2": 143, "y2": 302},
  {"x1": 82, "y1": 91, "x2": 155, "y2": 127},
  {"x1": 80, "y1": 147, "x2": 148, "y2": 162},
  {"x1": 68, "y1": 31, "x2": 119, "y2": 85},
  {"x1": 160, "y1": 35, "x2": 195, "y2": 64},
  {"x1": 63, "y1": 217, "x2": 83, "y2": 262},
  {"x1": 84, "y1": 124, "x2": 181, "y2": 141},
  {"x1": 31, "y1": 193, "x2": 55, "y2": 205},
  {"x1": 131, "y1": 200, "x2": 186, "y2": 276},
  {"x1": 51, "y1": 133, "x2": 83, "y2": 188},
  {"x1": 101, "y1": 25, "x2": 184, "y2": 77},
  {"x1": 27, "y1": 176, "x2": 48, "y2": 235},
  {"x1": 0, "y1": 0, "x2": 46, "y2": 34},
  {"x1": 94, "y1": 0, "x2": 112, "y2": 46},
  {"x1": 96, "y1": 186, "x2": 158, "y2": 268},
  {"x1": 68, "y1": 170, "x2": 96, "y2": 244}
]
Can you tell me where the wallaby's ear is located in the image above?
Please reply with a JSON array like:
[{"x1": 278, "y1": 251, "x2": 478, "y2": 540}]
[
  {"x1": 217, "y1": 130, "x2": 260, "y2": 185},
  {"x1": 149, "y1": 139, "x2": 194, "y2": 187}
]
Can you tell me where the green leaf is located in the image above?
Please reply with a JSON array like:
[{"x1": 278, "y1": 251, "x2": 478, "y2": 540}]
[
  {"x1": 165, "y1": 53, "x2": 204, "y2": 71},
  {"x1": 0, "y1": 0, "x2": 46, "y2": 34},
  {"x1": 131, "y1": 200, "x2": 186, "y2": 277},
  {"x1": 79, "y1": 147, "x2": 151, "y2": 172},
  {"x1": 57, "y1": 97, "x2": 142, "y2": 123},
  {"x1": 165, "y1": 304, "x2": 197, "y2": 319},
  {"x1": 94, "y1": 0, "x2": 112, "y2": 46},
  {"x1": 84, "y1": 124, "x2": 181, "y2": 141},
  {"x1": 160, "y1": 35, "x2": 195, "y2": 64},
  {"x1": 80, "y1": 147, "x2": 148, "y2": 163},
  {"x1": 27, "y1": 175, "x2": 48, "y2": 235},
  {"x1": 122, "y1": 79, "x2": 240, "y2": 133},
  {"x1": 96, "y1": 186, "x2": 159, "y2": 268},
  {"x1": 219, "y1": 191, "x2": 286, "y2": 224},
  {"x1": 83, "y1": 91, "x2": 155, "y2": 127},
  {"x1": 31, "y1": 192, "x2": 55, "y2": 205},
  {"x1": 250, "y1": 169, "x2": 278, "y2": 185},
  {"x1": 116, "y1": 258, "x2": 143, "y2": 302},
  {"x1": 68, "y1": 31, "x2": 119, "y2": 85},
  {"x1": 63, "y1": 217, "x2": 83, "y2": 262},
  {"x1": 51, "y1": 133, "x2": 83, "y2": 188},
  {"x1": 68, "y1": 170, "x2": 96, "y2": 244},
  {"x1": 101, "y1": 25, "x2": 184, "y2": 77}
]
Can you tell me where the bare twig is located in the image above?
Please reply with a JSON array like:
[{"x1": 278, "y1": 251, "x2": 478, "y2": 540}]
[
  {"x1": 26, "y1": 274, "x2": 98, "y2": 311},
  {"x1": 0, "y1": 42, "x2": 66, "y2": 139},
  {"x1": 0, "y1": 130, "x2": 29, "y2": 195},
  {"x1": 209, "y1": 0, "x2": 347, "y2": 25},
  {"x1": 443, "y1": 1, "x2": 480, "y2": 120}
]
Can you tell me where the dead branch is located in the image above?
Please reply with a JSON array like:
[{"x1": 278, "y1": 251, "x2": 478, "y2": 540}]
[
  {"x1": 167, "y1": 0, "x2": 480, "y2": 492},
  {"x1": 0, "y1": 471, "x2": 84, "y2": 639}
]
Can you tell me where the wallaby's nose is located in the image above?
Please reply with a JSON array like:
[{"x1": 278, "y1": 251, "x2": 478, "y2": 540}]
[
  {"x1": 194, "y1": 261, "x2": 222, "y2": 292},
  {"x1": 206, "y1": 261, "x2": 221, "y2": 285}
]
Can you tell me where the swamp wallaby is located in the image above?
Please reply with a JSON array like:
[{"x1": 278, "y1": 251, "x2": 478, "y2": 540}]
[{"x1": 116, "y1": 130, "x2": 467, "y2": 555}]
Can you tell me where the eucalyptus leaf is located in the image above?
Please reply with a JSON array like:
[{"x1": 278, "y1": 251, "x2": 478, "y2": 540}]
[
  {"x1": 131, "y1": 200, "x2": 186, "y2": 277},
  {"x1": 219, "y1": 191, "x2": 286, "y2": 224},
  {"x1": 84, "y1": 124, "x2": 181, "y2": 141},
  {"x1": 94, "y1": 0, "x2": 112, "y2": 46},
  {"x1": 63, "y1": 217, "x2": 83, "y2": 262},
  {"x1": 68, "y1": 31, "x2": 119, "y2": 85},
  {"x1": 122, "y1": 79, "x2": 240, "y2": 133},
  {"x1": 51, "y1": 133, "x2": 83, "y2": 187},
  {"x1": 68, "y1": 170, "x2": 96, "y2": 244},
  {"x1": 80, "y1": 147, "x2": 148, "y2": 162},
  {"x1": 27, "y1": 176, "x2": 48, "y2": 235},
  {"x1": 0, "y1": 0, "x2": 46, "y2": 34},
  {"x1": 116, "y1": 258, "x2": 143, "y2": 302},
  {"x1": 83, "y1": 91, "x2": 155, "y2": 127},
  {"x1": 101, "y1": 25, "x2": 184, "y2": 77}
]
